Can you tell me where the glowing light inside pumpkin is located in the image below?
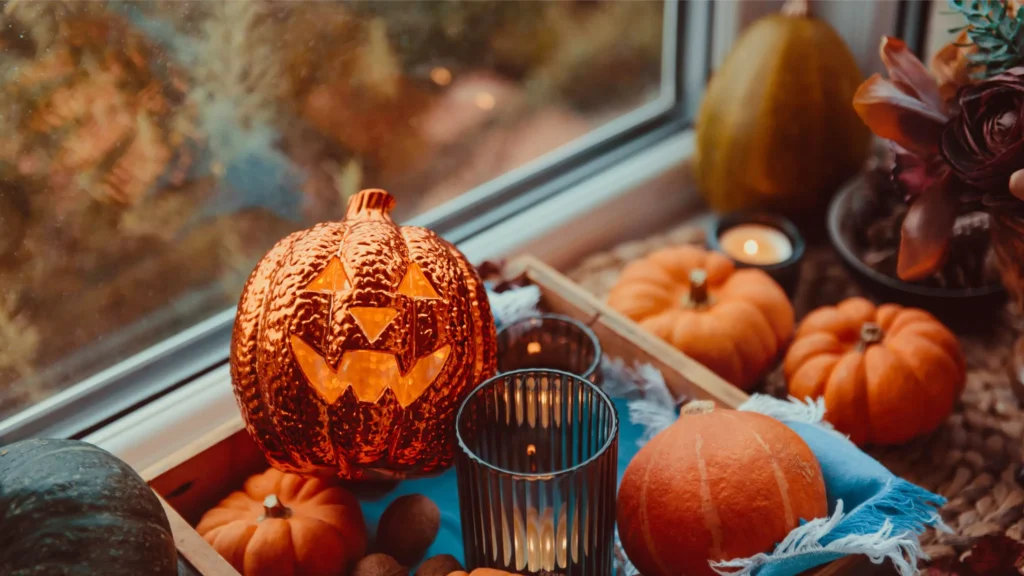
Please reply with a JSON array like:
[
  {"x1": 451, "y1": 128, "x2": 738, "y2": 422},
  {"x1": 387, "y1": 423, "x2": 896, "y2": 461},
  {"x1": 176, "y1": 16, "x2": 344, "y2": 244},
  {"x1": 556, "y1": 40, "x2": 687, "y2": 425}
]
[
  {"x1": 398, "y1": 263, "x2": 441, "y2": 299},
  {"x1": 349, "y1": 306, "x2": 398, "y2": 342},
  {"x1": 291, "y1": 335, "x2": 451, "y2": 407},
  {"x1": 527, "y1": 342, "x2": 541, "y2": 354},
  {"x1": 306, "y1": 257, "x2": 351, "y2": 292}
]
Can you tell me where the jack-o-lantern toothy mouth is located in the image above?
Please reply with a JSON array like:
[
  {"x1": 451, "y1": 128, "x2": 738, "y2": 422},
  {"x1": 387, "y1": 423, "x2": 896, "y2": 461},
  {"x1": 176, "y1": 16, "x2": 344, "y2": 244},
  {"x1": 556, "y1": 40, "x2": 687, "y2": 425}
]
[{"x1": 290, "y1": 335, "x2": 451, "y2": 408}]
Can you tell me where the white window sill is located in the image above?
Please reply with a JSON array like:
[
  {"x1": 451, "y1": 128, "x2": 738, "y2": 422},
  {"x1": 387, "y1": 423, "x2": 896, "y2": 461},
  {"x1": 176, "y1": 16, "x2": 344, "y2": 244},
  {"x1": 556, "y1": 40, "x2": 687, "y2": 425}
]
[{"x1": 84, "y1": 129, "x2": 700, "y2": 471}]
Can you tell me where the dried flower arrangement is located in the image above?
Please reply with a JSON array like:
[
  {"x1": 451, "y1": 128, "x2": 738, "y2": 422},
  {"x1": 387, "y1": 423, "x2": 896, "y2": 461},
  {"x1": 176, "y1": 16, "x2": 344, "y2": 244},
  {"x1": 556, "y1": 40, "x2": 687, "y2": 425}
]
[{"x1": 853, "y1": 0, "x2": 1024, "y2": 302}]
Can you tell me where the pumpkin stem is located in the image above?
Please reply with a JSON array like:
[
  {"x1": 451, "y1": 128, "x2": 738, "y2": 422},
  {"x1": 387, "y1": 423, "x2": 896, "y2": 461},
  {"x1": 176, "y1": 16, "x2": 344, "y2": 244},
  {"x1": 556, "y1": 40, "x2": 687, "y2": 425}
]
[
  {"x1": 260, "y1": 495, "x2": 292, "y2": 520},
  {"x1": 346, "y1": 189, "x2": 396, "y2": 221},
  {"x1": 684, "y1": 269, "x2": 711, "y2": 308},
  {"x1": 781, "y1": 0, "x2": 809, "y2": 17},
  {"x1": 680, "y1": 400, "x2": 715, "y2": 415},
  {"x1": 858, "y1": 322, "x2": 884, "y2": 351}
]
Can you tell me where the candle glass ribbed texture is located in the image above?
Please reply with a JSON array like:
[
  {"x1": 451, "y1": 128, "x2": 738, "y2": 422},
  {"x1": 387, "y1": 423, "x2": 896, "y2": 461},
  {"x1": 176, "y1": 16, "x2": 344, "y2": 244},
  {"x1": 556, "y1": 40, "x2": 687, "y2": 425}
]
[
  {"x1": 496, "y1": 315, "x2": 602, "y2": 384},
  {"x1": 455, "y1": 369, "x2": 618, "y2": 576}
]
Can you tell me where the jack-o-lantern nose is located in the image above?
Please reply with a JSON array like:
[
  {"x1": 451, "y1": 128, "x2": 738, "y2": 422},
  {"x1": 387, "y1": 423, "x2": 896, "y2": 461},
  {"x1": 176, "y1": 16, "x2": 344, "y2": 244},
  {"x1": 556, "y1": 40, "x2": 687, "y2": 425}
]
[{"x1": 349, "y1": 307, "x2": 398, "y2": 342}]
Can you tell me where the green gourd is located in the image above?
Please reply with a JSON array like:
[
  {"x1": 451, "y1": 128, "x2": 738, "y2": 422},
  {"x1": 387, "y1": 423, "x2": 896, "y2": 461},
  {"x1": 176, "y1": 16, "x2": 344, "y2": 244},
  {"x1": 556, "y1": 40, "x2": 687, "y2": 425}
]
[
  {"x1": 695, "y1": 7, "x2": 871, "y2": 226},
  {"x1": 0, "y1": 438, "x2": 177, "y2": 575}
]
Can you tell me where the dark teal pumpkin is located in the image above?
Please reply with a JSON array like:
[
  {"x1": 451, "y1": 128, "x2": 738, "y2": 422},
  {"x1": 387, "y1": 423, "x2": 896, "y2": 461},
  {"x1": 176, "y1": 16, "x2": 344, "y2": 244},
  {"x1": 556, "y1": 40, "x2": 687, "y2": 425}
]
[{"x1": 0, "y1": 438, "x2": 177, "y2": 575}]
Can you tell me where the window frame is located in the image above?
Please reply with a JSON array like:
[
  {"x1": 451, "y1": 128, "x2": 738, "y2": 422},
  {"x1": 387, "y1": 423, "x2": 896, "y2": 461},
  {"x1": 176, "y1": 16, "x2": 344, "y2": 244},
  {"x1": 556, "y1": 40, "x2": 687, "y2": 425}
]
[{"x1": 0, "y1": 0, "x2": 710, "y2": 443}]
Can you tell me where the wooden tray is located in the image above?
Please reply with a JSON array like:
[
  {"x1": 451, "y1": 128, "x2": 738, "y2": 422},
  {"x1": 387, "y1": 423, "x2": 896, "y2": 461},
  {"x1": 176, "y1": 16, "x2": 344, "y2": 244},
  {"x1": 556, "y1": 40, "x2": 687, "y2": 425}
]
[{"x1": 141, "y1": 255, "x2": 879, "y2": 576}]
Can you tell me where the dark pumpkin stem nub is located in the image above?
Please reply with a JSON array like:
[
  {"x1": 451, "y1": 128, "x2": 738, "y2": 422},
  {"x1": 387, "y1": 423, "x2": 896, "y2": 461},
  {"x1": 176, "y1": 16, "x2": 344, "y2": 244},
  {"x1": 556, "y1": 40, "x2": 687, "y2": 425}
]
[
  {"x1": 781, "y1": 0, "x2": 810, "y2": 17},
  {"x1": 681, "y1": 400, "x2": 715, "y2": 416},
  {"x1": 261, "y1": 495, "x2": 291, "y2": 520},
  {"x1": 858, "y1": 322, "x2": 884, "y2": 352},
  {"x1": 686, "y1": 268, "x2": 709, "y2": 307},
  {"x1": 345, "y1": 189, "x2": 396, "y2": 221}
]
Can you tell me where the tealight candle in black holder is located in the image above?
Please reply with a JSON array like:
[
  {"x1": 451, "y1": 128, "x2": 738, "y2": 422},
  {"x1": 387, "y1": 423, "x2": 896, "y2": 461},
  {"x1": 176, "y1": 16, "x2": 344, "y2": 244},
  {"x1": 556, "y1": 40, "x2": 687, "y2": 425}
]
[{"x1": 706, "y1": 213, "x2": 805, "y2": 295}]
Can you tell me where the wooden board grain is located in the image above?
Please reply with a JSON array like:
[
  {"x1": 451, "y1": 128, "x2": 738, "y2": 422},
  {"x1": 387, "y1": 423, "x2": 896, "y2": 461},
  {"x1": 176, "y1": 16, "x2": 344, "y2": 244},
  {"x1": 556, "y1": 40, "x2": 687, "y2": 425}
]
[{"x1": 158, "y1": 493, "x2": 240, "y2": 576}]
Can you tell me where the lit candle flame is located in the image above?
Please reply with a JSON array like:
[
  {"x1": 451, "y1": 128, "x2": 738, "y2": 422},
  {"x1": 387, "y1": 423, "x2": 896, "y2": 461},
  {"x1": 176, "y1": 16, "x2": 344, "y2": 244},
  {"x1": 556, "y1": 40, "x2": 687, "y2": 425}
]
[
  {"x1": 430, "y1": 67, "x2": 452, "y2": 86},
  {"x1": 743, "y1": 239, "x2": 759, "y2": 256},
  {"x1": 527, "y1": 342, "x2": 541, "y2": 354},
  {"x1": 475, "y1": 92, "x2": 496, "y2": 110}
]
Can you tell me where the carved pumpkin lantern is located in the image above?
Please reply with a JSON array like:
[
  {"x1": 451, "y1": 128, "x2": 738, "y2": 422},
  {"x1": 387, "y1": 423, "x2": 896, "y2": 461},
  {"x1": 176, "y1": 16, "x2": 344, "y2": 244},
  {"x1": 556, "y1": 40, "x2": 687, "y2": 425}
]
[{"x1": 231, "y1": 189, "x2": 497, "y2": 480}]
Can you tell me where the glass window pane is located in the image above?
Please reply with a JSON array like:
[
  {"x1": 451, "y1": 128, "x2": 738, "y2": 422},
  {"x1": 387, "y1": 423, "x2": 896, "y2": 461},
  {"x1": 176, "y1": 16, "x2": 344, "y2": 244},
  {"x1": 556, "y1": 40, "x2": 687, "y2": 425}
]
[{"x1": 0, "y1": 0, "x2": 669, "y2": 420}]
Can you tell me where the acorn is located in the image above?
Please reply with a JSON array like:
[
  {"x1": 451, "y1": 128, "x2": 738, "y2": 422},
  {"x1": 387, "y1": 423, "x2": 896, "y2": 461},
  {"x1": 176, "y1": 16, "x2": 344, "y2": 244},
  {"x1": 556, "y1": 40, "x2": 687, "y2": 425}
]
[
  {"x1": 414, "y1": 554, "x2": 463, "y2": 576},
  {"x1": 352, "y1": 553, "x2": 407, "y2": 576},
  {"x1": 376, "y1": 494, "x2": 441, "y2": 565}
]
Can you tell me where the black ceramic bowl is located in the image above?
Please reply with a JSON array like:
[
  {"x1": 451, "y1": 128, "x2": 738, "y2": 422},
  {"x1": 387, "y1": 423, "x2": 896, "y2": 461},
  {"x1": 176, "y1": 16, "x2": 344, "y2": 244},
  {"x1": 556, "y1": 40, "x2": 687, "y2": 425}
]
[{"x1": 827, "y1": 175, "x2": 1005, "y2": 328}]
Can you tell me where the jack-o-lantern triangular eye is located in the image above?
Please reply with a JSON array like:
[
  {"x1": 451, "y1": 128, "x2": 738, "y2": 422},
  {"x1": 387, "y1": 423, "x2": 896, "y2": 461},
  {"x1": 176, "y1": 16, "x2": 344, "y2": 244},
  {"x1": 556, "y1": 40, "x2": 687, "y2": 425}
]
[
  {"x1": 306, "y1": 257, "x2": 351, "y2": 293},
  {"x1": 398, "y1": 263, "x2": 440, "y2": 299}
]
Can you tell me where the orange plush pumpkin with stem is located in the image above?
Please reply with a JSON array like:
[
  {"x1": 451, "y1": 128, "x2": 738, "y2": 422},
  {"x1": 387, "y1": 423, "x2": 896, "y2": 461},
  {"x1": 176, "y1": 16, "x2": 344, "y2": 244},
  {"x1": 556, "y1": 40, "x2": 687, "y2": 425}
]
[
  {"x1": 196, "y1": 468, "x2": 367, "y2": 576},
  {"x1": 784, "y1": 297, "x2": 965, "y2": 446},
  {"x1": 617, "y1": 401, "x2": 828, "y2": 576},
  {"x1": 607, "y1": 245, "x2": 794, "y2": 389}
]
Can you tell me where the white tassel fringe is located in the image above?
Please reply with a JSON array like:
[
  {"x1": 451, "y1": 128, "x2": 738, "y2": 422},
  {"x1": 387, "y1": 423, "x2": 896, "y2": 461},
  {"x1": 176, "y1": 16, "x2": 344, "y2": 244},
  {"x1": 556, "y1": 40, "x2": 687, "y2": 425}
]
[{"x1": 709, "y1": 500, "x2": 929, "y2": 576}]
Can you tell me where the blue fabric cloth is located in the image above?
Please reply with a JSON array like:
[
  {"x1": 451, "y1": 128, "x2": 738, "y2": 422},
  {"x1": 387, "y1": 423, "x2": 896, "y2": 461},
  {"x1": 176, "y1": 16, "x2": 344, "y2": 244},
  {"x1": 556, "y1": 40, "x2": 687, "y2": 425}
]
[
  {"x1": 357, "y1": 396, "x2": 646, "y2": 569},
  {"x1": 740, "y1": 421, "x2": 946, "y2": 576}
]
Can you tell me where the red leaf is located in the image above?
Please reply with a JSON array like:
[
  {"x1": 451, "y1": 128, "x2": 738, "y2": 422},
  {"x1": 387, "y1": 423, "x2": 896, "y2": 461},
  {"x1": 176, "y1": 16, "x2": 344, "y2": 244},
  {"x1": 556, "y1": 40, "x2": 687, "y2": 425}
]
[{"x1": 960, "y1": 535, "x2": 1024, "y2": 576}]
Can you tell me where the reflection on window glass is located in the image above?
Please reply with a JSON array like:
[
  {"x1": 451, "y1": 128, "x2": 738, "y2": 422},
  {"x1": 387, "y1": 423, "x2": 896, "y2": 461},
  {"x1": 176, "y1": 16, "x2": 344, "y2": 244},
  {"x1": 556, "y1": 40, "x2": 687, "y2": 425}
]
[{"x1": 0, "y1": 0, "x2": 665, "y2": 419}]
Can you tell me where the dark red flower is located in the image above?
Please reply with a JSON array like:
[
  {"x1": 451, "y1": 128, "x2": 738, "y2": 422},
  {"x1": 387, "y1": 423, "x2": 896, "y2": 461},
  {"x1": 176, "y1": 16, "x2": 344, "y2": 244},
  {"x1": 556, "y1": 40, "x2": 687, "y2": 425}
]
[{"x1": 942, "y1": 67, "x2": 1024, "y2": 196}]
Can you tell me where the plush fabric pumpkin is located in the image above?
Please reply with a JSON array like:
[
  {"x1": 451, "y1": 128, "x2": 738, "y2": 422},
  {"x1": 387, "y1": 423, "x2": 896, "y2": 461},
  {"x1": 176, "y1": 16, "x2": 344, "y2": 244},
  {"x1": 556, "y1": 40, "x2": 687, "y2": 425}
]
[
  {"x1": 232, "y1": 189, "x2": 497, "y2": 480},
  {"x1": 0, "y1": 438, "x2": 177, "y2": 575},
  {"x1": 196, "y1": 467, "x2": 367, "y2": 576},
  {"x1": 695, "y1": 7, "x2": 870, "y2": 225},
  {"x1": 617, "y1": 401, "x2": 828, "y2": 576},
  {"x1": 784, "y1": 297, "x2": 965, "y2": 446},
  {"x1": 607, "y1": 245, "x2": 794, "y2": 390}
]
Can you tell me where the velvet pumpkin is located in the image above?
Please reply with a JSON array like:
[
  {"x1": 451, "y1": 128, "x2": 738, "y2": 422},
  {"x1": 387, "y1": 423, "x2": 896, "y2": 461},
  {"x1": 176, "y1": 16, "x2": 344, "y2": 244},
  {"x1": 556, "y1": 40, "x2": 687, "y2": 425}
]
[
  {"x1": 231, "y1": 189, "x2": 497, "y2": 480},
  {"x1": 617, "y1": 402, "x2": 827, "y2": 576},
  {"x1": 695, "y1": 9, "x2": 870, "y2": 225},
  {"x1": 0, "y1": 438, "x2": 177, "y2": 576},
  {"x1": 607, "y1": 245, "x2": 794, "y2": 389},
  {"x1": 196, "y1": 467, "x2": 367, "y2": 576},
  {"x1": 784, "y1": 297, "x2": 965, "y2": 446}
]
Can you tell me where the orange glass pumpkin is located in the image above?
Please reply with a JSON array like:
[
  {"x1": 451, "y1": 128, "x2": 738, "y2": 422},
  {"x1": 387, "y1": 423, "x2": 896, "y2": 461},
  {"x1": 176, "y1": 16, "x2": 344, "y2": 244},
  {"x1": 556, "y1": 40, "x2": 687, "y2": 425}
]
[{"x1": 231, "y1": 189, "x2": 497, "y2": 480}]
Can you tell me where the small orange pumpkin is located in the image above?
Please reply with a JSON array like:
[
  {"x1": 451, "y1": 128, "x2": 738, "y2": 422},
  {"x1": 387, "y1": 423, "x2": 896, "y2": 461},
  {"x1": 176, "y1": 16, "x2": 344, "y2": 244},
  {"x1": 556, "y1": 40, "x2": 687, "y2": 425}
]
[
  {"x1": 231, "y1": 189, "x2": 497, "y2": 480},
  {"x1": 607, "y1": 245, "x2": 794, "y2": 389},
  {"x1": 784, "y1": 297, "x2": 965, "y2": 446},
  {"x1": 196, "y1": 468, "x2": 367, "y2": 576},
  {"x1": 617, "y1": 401, "x2": 828, "y2": 576}
]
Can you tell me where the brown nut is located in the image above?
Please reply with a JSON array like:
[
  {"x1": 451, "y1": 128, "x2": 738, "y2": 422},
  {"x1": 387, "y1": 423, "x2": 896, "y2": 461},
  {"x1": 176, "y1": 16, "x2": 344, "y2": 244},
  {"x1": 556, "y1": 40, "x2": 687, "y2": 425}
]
[
  {"x1": 352, "y1": 553, "x2": 408, "y2": 576},
  {"x1": 376, "y1": 494, "x2": 441, "y2": 566},
  {"x1": 414, "y1": 554, "x2": 463, "y2": 576}
]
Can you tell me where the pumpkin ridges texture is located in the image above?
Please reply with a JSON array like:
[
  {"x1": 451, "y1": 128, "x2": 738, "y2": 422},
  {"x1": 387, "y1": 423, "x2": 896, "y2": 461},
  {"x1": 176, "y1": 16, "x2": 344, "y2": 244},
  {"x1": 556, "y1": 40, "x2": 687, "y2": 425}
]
[
  {"x1": 784, "y1": 297, "x2": 965, "y2": 446},
  {"x1": 608, "y1": 245, "x2": 793, "y2": 390},
  {"x1": 231, "y1": 189, "x2": 496, "y2": 479},
  {"x1": 232, "y1": 231, "x2": 306, "y2": 472},
  {"x1": 196, "y1": 467, "x2": 367, "y2": 576},
  {"x1": 0, "y1": 439, "x2": 177, "y2": 576},
  {"x1": 617, "y1": 407, "x2": 827, "y2": 576}
]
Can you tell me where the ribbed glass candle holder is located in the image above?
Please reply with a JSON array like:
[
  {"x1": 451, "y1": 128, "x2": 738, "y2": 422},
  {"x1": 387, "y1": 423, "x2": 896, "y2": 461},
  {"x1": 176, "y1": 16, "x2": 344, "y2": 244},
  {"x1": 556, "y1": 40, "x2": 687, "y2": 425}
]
[
  {"x1": 455, "y1": 369, "x2": 618, "y2": 576},
  {"x1": 496, "y1": 314, "x2": 602, "y2": 384}
]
